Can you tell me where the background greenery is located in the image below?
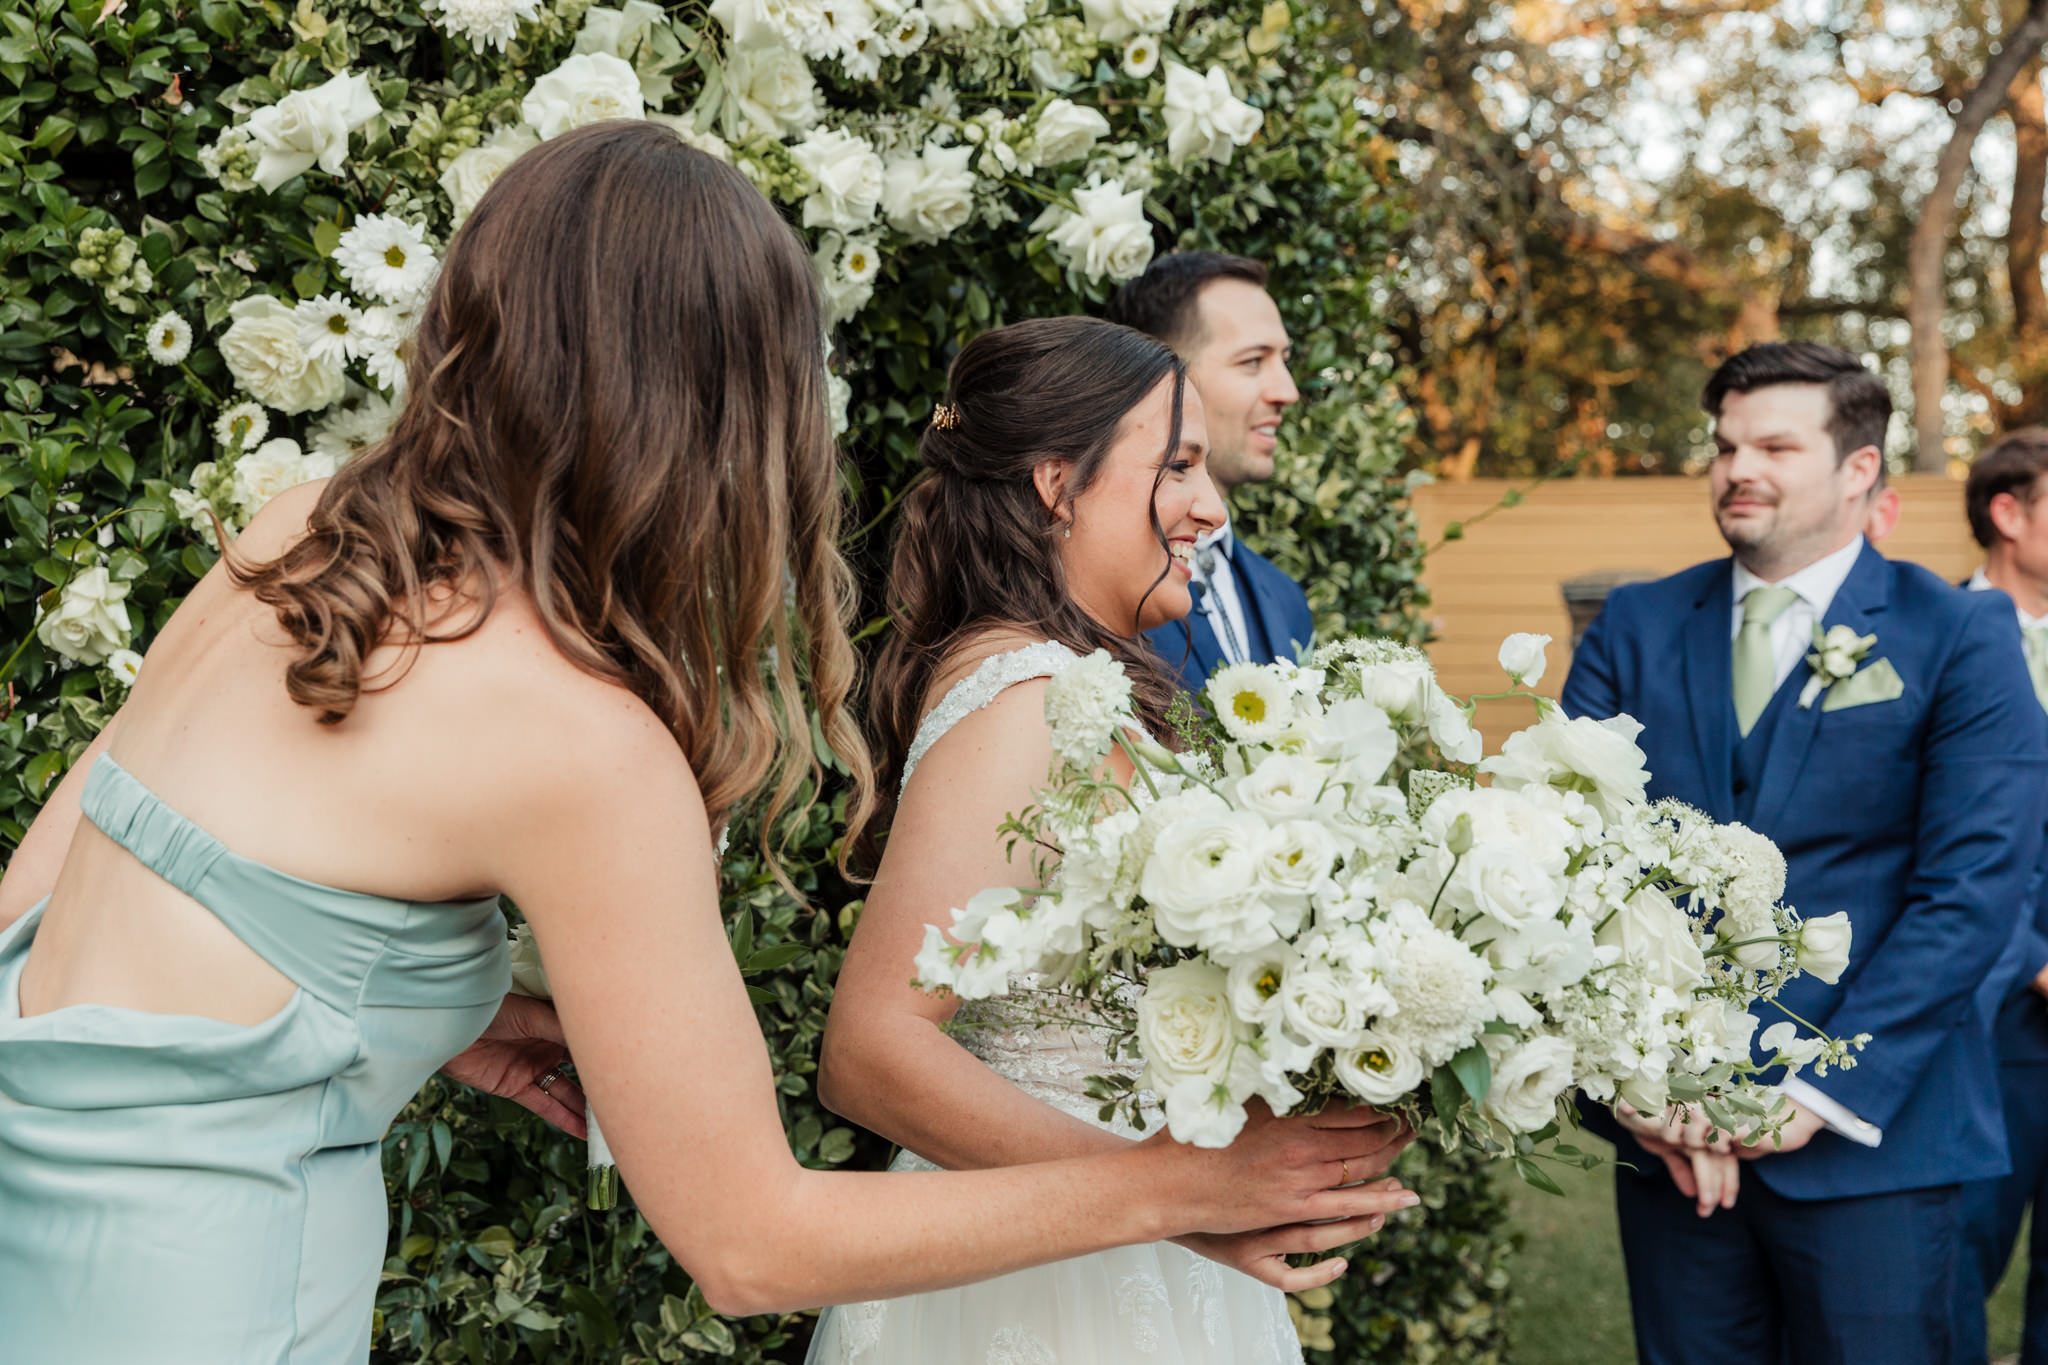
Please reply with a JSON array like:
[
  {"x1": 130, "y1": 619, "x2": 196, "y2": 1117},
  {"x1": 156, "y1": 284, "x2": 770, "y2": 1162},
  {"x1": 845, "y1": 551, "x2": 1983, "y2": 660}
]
[{"x1": 0, "y1": 0, "x2": 1511, "y2": 1361}]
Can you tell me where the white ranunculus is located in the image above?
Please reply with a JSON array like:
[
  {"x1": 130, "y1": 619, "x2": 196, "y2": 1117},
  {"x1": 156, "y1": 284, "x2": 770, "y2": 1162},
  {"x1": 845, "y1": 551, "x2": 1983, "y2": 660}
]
[
  {"x1": 1277, "y1": 968, "x2": 1365, "y2": 1049},
  {"x1": 1234, "y1": 753, "x2": 1339, "y2": 823},
  {"x1": 1481, "y1": 711, "x2": 1652, "y2": 818},
  {"x1": 523, "y1": 52, "x2": 646, "y2": 141},
  {"x1": 1482, "y1": 1035, "x2": 1576, "y2": 1133},
  {"x1": 1333, "y1": 1028, "x2": 1424, "y2": 1105},
  {"x1": 1029, "y1": 98, "x2": 1110, "y2": 167},
  {"x1": 791, "y1": 126, "x2": 885, "y2": 232},
  {"x1": 1043, "y1": 647, "x2": 1137, "y2": 767},
  {"x1": 1255, "y1": 819, "x2": 1338, "y2": 916},
  {"x1": 1078, "y1": 0, "x2": 1174, "y2": 42},
  {"x1": 1208, "y1": 662, "x2": 1295, "y2": 744},
  {"x1": 1498, "y1": 632, "x2": 1553, "y2": 688},
  {"x1": 37, "y1": 566, "x2": 132, "y2": 666},
  {"x1": 1452, "y1": 842, "x2": 1566, "y2": 931},
  {"x1": 1598, "y1": 886, "x2": 1706, "y2": 994},
  {"x1": 1684, "y1": 997, "x2": 1759, "y2": 1061},
  {"x1": 720, "y1": 41, "x2": 822, "y2": 140},
  {"x1": 231, "y1": 437, "x2": 315, "y2": 518},
  {"x1": 1140, "y1": 808, "x2": 1275, "y2": 954},
  {"x1": 881, "y1": 141, "x2": 978, "y2": 244},
  {"x1": 243, "y1": 70, "x2": 382, "y2": 193},
  {"x1": 1225, "y1": 943, "x2": 1296, "y2": 1027},
  {"x1": 1795, "y1": 912, "x2": 1853, "y2": 985},
  {"x1": 440, "y1": 124, "x2": 541, "y2": 222},
  {"x1": 219, "y1": 295, "x2": 346, "y2": 416},
  {"x1": 1136, "y1": 960, "x2": 1237, "y2": 1086},
  {"x1": 1033, "y1": 176, "x2": 1154, "y2": 284},
  {"x1": 1422, "y1": 786, "x2": 1574, "y2": 874},
  {"x1": 1161, "y1": 63, "x2": 1262, "y2": 170}
]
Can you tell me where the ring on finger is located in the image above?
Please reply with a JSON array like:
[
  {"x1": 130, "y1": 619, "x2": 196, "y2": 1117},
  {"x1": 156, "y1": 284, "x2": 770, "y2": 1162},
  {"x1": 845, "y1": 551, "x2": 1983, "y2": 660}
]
[
  {"x1": 536, "y1": 1065, "x2": 566, "y2": 1096},
  {"x1": 1339, "y1": 1159, "x2": 1350, "y2": 1185}
]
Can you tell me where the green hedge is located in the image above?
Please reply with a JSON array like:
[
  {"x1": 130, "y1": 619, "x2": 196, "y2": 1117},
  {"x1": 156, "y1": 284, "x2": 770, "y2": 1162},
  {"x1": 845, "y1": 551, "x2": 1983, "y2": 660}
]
[{"x1": 0, "y1": 0, "x2": 1502, "y2": 1359}]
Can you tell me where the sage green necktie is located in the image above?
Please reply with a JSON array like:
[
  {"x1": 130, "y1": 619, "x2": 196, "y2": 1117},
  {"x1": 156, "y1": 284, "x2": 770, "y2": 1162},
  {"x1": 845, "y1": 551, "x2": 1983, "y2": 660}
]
[
  {"x1": 1734, "y1": 585, "x2": 1800, "y2": 737},
  {"x1": 2025, "y1": 626, "x2": 2048, "y2": 712}
]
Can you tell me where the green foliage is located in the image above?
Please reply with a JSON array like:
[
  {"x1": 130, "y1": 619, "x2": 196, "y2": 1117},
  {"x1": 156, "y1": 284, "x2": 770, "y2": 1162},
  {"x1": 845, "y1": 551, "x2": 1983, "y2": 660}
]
[{"x1": 0, "y1": 0, "x2": 1499, "y2": 1359}]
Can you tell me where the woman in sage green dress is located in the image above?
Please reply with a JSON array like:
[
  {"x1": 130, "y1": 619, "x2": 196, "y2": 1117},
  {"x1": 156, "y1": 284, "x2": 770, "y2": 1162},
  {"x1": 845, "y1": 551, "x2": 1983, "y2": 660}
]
[{"x1": 0, "y1": 121, "x2": 1411, "y2": 1364}]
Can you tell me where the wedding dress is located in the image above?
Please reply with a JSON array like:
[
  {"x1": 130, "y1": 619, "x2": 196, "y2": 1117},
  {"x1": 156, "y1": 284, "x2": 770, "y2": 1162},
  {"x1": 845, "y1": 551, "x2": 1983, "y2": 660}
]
[{"x1": 806, "y1": 642, "x2": 1304, "y2": 1365}]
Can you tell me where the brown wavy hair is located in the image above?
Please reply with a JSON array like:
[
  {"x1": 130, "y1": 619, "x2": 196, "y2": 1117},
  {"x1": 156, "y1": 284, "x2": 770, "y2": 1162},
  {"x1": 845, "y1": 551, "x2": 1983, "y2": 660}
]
[
  {"x1": 867, "y1": 317, "x2": 1188, "y2": 834},
  {"x1": 229, "y1": 120, "x2": 873, "y2": 868}
]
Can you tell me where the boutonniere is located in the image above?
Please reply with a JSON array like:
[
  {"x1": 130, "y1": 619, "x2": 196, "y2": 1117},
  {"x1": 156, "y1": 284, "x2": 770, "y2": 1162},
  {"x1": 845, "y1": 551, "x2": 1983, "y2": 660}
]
[{"x1": 1798, "y1": 624, "x2": 1877, "y2": 708}]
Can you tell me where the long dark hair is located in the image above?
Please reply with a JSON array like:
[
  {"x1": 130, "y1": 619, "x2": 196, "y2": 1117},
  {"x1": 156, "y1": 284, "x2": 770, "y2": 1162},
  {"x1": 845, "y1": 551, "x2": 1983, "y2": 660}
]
[
  {"x1": 868, "y1": 316, "x2": 1188, "y2": 818},
  {"x1": 229, "y1": 121, "x2": 874, "y2": 868}
]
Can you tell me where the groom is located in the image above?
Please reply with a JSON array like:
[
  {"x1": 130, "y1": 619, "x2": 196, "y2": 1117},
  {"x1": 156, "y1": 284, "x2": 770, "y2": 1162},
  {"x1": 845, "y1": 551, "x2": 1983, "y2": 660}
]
[
  {"x1": 1562, "y1": 341, "x2": 2048, "y2": 1363},
  {"x1": 1105, "y1": 252, "x2": 1315, "y2": 686}
]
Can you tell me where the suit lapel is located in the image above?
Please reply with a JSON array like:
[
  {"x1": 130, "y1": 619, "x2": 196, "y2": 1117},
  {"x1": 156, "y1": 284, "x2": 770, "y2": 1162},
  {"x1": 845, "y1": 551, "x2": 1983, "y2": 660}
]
[
  {"x1": 1748, "y1": 542, "x2": 1892, "y2": 832},
  {"x1": 1682, "y1": 561, "x2": 1737, "y2": 821},
  {"x1": 1237, "y1": 547, "x2": 1307, "y2": 661},
  {"x1": 1173, "y1": 608, "x2": 1225, "y2": 688}
]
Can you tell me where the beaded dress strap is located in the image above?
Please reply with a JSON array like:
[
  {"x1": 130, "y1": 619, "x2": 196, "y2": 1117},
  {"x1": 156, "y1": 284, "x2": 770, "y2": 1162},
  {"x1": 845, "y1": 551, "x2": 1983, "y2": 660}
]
[{"x1": 899, "y1": 642, "x2": 1080, "y2": 795}]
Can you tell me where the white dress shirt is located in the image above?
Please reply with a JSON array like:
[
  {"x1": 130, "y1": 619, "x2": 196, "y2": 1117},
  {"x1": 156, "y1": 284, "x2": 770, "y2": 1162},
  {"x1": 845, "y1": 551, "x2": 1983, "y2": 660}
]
[
  {"x1": 1969, "y1": 566, "x2": 2048, "y2": 631},
  {"x1": 1195, "y1": 522, "x2": 1253, "y2": 666},
  {"x1": 1730, "y1": 536, "x2": 1882, "y2": 1148}
]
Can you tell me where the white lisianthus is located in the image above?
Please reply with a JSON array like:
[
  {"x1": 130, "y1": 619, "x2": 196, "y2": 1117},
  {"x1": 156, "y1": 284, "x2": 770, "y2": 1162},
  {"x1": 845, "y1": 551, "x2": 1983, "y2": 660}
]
[
  {"x1": 424, "y1": 0, "x2": 544, "y2": 51},
  {"x1": 243, "y1": 70, "x2": 382, "y2": 193},
  {"x1": 143, "y1": 312, "x2": 192, "y2": 365},
  {"x1": 1304, "y1": 697, "x2": 1399, "y2": 787},
  {"x1": 440, "y1": 124, "x2": 540, "y2": 222},
  {"x1": 881, "y1": 141, "x2": 978, "y2": 244},
  {"x1": 1161, "y1": 63, "x2": 1262, "y2": 170},
  {"x1": 1122, "y1": 34, "x2": 1161, "y2": 78},
  {"x1": 1333, "y1": 1029, "x2": 1424, "y2": 1105},
  {"x1": 1716, "y1": 901, "x2": 1785, "y2": 973},
  {"x1": 1451, "y1": 842, "x2": 1566, "y2": 931},
  {"x1": 1136, "y1": 960, "x2": 1238, "y2": 1087},
  {"x1": 334, "y1": 215, "x2": 438, "y2": 306},
  {"x1": 1208, "y1": 662, "x2": 1295, "y2": 744},
  {"x1": 36, "y1": 567, "x2": 132, "y2": 666},
  {"x1": 1498, "y1": 632, "x2": 1553, "y2": 688},
  {"x1": 1481, "y1": 710, "x2": 1652, "y2": 818},
  {"x1": 1029, "y1": 98, "x2": 1110, "y2": 167},
  {"x1": 523, "y1": 52, "x2": 647, "y2": 141},
  {"x1": 213, "y1": 401, "x2": 268, "y2": 451},
  {"x1": 720, "y1": 42, "x2": 822, "y2": 140},
  {"x1": 294, "y1": 294, "x2": 366, "y2": 366},
  {"x1": 1225, "y1": 943, "x2": 1296, "y2": 1026},
  {"x1": 1159, "y1": 1073, "x2": 1248, "y2": 1147},
  {"x1": 106, "y1": 648, "x2": 143, "y2": 688},
  {"x1": 230, "y1": 437, "x2": 314, "y2": 517},
  {"x1": 1482, "y1": 1035, "x2": 1576, "y2": 1132},
  {"x1": 791, "y1": 126, "x2": 885, "y2": 231},
  {"x1": 219, "y1": 295, "x2": 346, "y2": 415},
  {"x1": 1351, "y1": 656, "x2": 1434, "y2": 722},
  {"x1": 1032, "y1": 176, "x2": 1154, "y2": 283},
  {"x1": 1141, "y1": 808, "x2": 1281, "y2": 956},
  {"x1": 1078, "y1": 0, "x2": 1174, "y2": 43},
  {"x1": 1759, "y1": 1020, "x2": 1829, "y2": 1070},
  {"x1": 1043, "y1": 648, "x2": 1136, "y2": 767},
  {"x1": 1795, "y1": 912, "x2": 1853, "y2": 985},
  {"x1": 1234, "y1": 753, "x2": 1339, "y2": 823}
]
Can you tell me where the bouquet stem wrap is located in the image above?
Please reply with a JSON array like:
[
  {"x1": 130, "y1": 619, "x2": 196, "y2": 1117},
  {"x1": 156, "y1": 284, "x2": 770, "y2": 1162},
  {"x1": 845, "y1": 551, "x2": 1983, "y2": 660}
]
[{"x1": 506, "y1": 925, "x2": 617, "y2": 1210}]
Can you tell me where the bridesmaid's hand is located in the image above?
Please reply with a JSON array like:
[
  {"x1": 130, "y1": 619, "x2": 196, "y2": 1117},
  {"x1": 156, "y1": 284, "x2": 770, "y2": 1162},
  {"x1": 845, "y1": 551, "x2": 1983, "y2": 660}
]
[
  {"x1": 442, "y1": 994, "x2": 590, "y2": 1138},
  {"x1": 1172, "y1": 1175, "x2": 1410, "y2": 1290}
]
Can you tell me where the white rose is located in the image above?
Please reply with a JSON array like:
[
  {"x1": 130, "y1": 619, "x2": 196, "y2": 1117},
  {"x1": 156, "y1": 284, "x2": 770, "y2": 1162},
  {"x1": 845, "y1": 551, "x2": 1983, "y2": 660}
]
[
  {"x1": 881, "y1": 141, "x2": 978, "y2": 244},
  {"x1": 243, "y1": 70, "x2": 381, "y2": 193},
  {"x1": 1277, "y1": 968, "x2": 1365, "y2": 1048},
  {"x1": 231, "y1": 437, "x2": 314, "y2": 517},
  {"x1": 1077, "y1": 0, "x2": 1174, "y2": 42},
  {"x1": 1032, "y1": 176, "x2": 1154, "y2": 284},
  {"x1": 1136, "y1": 960, "x2": 1238, "y2": 1086},
  {"x1": 1482, "y1": 1035, "x2": 1576, "y2": 1133},
  {"x1": 789, "y1": 125, "x2": 884, "y2": 231},
  {"x1": 440, "y1": 124, "x2": 540, "y2": 221},
  {"x1": 1451, "y1": 842, "x2": 1566, "y2": 930},
  {"x1": 1160, "y1": 63, "x2": 1262, "y2": 170},
  {"x1": 1497, "y1": 632, "x2": 1553, "y2": 688},
  {"x1": 219, "y1": 295, "x2": 345, "y2": 416},
  {"x1": 523, "y1": 52, "x2": 646, "y2": 141},
  {"x1": 711, "y1": 0, "x2": 828, "y2": 49},
  {"x1": 1716, "y1": 900, "x2": 1784, "y2": 972},
  {"x1": 1481, "y1": 711, "x2": 1652, "y2": 818},
  {"x1": 1333, "y1": 1029, "x2": 1424, "y2": 1105},
  {"x1": 720, "y1": 41, "x2": 821, "y2": 140},
  {"x1": 1795, "y1": 912, "x2": 1853, "y2": 985},
  {"x1": 1598, "y1": 886, "x2": 1706, "y2": 993},
  {"x1": 1030, "y1": 98, "x2": 1110, "y2": 167},
  {"x1": 36, "y1": 567, "x2": 132, "y2": 666}
]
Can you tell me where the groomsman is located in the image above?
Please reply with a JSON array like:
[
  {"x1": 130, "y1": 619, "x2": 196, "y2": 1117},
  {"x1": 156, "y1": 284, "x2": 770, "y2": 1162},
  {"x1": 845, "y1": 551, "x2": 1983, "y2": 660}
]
[
  {"x1": 1957, "y1": 428, "x2": 2048, "y2": 1365},
  {"x1": 1105, "y1": 252, "x2": 1315, "y2": 685},
  {"x1": 1562, "y1": 342, "x2": 2048, "y2": 1364}
]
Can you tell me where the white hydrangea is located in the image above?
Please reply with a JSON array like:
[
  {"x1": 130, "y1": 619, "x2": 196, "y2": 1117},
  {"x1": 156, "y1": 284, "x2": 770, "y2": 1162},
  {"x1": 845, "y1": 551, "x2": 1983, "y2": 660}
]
[
  {"x1": 424, "y1": 0, "x2": 544, "y2": 52},
  {"x1": 333, "y1": 215, "x2": 438, "y2": 307},
  {"x1": 1043, "y1": 648, "x2": 1137, "y2": 767},
  {"x1": 1716, "y1": 822, "x2": 1787, "y2": 914}
]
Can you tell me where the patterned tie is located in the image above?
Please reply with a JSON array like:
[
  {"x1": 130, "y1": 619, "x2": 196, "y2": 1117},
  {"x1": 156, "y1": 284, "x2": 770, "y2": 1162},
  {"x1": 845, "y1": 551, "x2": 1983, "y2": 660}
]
[
  {"x1": 2025, "y1": 626, "x2": 2048, "y2": 712},
  {"x1": 1195, "y1": 545, "x2": 1247, "y2": 666},
  {"x1": 1733, "y1": 585, "x2": 1800, "y2": 738}
]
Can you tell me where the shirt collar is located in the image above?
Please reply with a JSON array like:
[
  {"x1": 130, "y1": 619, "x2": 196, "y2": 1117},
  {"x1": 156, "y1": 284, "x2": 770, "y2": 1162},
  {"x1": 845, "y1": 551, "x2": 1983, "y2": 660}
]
[
  {"x1": 1197, "y1": 521, "x2": 1235, "y2": 561},
  {"x1": 1731, "y1": 536, "x2": 1865, "y2": 619},
  {"x1": 1970, "y1": 566, "x2": 2048, "y2": 630}
]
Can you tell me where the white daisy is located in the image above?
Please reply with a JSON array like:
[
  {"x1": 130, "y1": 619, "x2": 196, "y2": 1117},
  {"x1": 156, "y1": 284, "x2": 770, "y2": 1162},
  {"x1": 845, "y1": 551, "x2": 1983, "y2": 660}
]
[
  {"x1": 332, "y1": 215, "x2": 439, "y2": 306},
  {"x1": 309, "y1": 392, "x2": 400, "y2": 466},
  {"x1": 840, "y1": 237, "x2": 881, "y2": 284},
  {"x1": 1122, "y1": 35, "x2": 1160, "y2": 78},
  {"x1": 424, "y1": 0, "x2": 544, "y2": 52},
  {"x1": 144, "y1": 312, "x2": 193, "y2": 365},
  {"x1": 359, "y1": 306, "x2": 418, "y2": 395},
  {"x1": 212, "y1": 401, "x2": 269, "y2": 451},
  {"x1": 294, "y1": 294, "x2": 366, "y2": 366},
  {"x1": 1207, "y1": 662, "x2": 1295, "y2": 744}
]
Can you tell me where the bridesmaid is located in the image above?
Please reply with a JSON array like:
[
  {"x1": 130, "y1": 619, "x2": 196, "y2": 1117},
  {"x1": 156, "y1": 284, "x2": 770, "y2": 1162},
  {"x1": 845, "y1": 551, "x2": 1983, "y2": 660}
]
[{"x1": 0, "y1": 121, "x2": 1410, "y2": 1364}]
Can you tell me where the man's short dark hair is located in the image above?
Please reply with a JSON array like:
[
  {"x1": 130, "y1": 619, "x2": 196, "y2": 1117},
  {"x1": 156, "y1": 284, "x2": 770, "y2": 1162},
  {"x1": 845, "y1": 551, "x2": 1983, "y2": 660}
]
[
  {"x1": 1700, "y1": 341, "x2": 1893, "y2": 489},
  {"x1": 1966, "y1": 427, "x2": 2048, "y2": 547},
  {"x1": 1103, "y1": 251, "x2": 1268, "y2": 352}
]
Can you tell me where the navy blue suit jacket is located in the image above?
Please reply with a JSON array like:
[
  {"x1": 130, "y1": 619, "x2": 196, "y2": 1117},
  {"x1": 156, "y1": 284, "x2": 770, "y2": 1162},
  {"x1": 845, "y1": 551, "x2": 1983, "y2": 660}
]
[
  {"x1": 1562, "y1": 544, "x2": 2048, "y2": 1199},
  {"x1": 1142, "y1": 541, "x2": 1314, "y2": 692}
]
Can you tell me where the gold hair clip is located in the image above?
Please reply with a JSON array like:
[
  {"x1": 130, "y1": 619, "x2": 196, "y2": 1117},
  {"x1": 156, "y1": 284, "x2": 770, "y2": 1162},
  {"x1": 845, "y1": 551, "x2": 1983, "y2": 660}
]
[{"x1": 932, "y1": 402, "x2": 961, "y2": 431}]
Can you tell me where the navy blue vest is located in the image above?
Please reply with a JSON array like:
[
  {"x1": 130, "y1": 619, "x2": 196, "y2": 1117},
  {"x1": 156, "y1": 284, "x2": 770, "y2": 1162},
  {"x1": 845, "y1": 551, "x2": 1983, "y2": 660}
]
[{"x1": 1731, "y1": 670, "x2": 1803, "y2": 826}]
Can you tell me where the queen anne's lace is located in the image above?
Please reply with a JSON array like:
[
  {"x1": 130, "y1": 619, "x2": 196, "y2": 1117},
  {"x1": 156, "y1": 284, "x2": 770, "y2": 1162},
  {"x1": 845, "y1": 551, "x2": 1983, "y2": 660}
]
[{"x1": 900, "y1": 641, "x2": 1082, "y2": 792}]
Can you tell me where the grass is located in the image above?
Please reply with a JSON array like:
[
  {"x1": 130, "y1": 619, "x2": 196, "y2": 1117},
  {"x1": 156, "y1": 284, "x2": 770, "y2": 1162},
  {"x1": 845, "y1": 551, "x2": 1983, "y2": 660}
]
[{"x1": 1501, "y1": 1137, "x2": 2031, "y2": 1364}]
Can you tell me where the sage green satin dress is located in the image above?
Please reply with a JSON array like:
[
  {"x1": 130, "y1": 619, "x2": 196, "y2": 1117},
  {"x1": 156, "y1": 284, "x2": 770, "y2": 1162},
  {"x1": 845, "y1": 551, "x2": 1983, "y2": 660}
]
[{"x1": 0, "y1": 755, "x2": 511, "y2": 1363}]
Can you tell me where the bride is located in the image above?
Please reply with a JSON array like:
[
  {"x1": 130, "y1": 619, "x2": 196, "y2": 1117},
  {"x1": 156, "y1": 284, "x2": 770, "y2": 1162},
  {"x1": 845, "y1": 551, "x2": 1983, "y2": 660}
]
[{"x1": 810, "y1": 317, "x2": 1416, "y2": 1364}]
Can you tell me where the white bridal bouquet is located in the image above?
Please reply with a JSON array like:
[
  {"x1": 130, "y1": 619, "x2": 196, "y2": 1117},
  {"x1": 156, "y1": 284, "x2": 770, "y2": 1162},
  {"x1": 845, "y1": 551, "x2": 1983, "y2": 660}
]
[{"x1": 915, "y1": 635, "x2": 1868, "y2": 1181}]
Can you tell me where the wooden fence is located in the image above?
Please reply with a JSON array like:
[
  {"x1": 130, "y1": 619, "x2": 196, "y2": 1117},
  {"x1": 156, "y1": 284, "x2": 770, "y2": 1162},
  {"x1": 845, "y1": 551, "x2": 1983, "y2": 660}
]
[{"x1": 1409, "y1": 474, "x2": 1980, "y2": 746}]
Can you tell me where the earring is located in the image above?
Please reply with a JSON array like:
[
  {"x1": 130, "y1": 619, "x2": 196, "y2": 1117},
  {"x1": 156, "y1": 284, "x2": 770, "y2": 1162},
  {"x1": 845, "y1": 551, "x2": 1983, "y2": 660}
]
[{"x1": 1063, "y1": 524, "x2": 1072, "y2": 539}]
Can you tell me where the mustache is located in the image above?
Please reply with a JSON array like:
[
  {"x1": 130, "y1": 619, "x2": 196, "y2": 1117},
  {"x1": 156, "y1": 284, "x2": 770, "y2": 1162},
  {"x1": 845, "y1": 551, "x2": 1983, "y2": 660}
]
[{"x1": 1718, "y1": 487, "x2": 1778, "y2": 510}]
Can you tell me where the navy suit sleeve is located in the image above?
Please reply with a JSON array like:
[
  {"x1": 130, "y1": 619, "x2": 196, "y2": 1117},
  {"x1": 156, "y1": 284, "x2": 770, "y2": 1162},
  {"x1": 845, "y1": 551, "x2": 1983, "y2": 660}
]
[
  {"x1": 1560, "y1": 593, "x2": 1624, "y2": 722},
  {"x1": 1812, "y1": 595, "x2": 2048, "y2": 1128}
]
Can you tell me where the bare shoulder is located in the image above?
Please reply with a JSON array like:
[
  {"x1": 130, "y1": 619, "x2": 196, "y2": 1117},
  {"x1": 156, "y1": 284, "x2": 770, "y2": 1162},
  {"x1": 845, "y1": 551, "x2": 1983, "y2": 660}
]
[{"x1": 227, "y1": 478, "x2": 330, "y2": 563}]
